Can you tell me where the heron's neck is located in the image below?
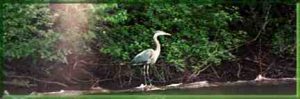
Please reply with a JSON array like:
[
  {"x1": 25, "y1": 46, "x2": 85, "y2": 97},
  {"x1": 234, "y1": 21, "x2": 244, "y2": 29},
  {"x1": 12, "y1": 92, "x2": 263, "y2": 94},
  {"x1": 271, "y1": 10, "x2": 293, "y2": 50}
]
[{"x1": 153, "y1": 35, "x2": 161, "y2": 52}]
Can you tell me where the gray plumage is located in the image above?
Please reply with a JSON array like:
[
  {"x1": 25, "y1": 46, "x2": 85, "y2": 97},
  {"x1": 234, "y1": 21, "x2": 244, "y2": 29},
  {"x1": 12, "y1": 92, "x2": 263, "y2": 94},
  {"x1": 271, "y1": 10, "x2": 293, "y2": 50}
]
[{"x1": 131, "y1": 49, "x2": 154, "y2": 65}]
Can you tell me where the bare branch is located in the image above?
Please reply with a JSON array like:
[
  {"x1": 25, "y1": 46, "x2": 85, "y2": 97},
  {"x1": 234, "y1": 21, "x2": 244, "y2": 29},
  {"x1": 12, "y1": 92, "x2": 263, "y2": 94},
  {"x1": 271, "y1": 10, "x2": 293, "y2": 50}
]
[
  {"x1": 229, "y1": 4, "x2": 272, "y2": 51},
  {"x1": 7, "y1": 75, "x2": 68, "y2": 87}
]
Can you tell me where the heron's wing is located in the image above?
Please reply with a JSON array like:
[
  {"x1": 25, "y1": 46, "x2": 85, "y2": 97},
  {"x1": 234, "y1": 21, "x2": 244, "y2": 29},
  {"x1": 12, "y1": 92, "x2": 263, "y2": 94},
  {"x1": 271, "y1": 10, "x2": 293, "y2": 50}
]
[{"x1": 131, "y1": 49, "x2": 154, "y2": 65}]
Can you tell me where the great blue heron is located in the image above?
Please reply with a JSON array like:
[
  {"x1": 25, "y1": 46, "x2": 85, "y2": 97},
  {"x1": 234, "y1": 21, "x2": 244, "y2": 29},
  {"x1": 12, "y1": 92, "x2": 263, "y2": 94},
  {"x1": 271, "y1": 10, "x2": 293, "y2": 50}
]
[{"x1": 131, "y1": 30, "x2": 171, "y2": 86}]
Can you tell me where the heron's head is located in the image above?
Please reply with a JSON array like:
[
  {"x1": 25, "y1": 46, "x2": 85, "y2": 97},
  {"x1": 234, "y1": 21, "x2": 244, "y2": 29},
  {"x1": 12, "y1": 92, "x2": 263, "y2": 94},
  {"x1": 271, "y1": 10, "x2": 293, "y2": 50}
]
[{"x1": 154, "y1": 30, "x2": 171, "y2": 36}]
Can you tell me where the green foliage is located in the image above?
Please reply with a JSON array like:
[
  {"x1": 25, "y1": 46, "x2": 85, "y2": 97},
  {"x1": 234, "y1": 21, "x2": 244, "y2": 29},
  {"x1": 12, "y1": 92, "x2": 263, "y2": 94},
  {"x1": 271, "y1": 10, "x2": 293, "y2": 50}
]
[
  {"x1": 3, "y1": 4, "x2": 63, "y2": 62},
  {"x1": 269, "y1": 6, "x2": 295, "y2": 57},
  {"x1": 237, "y1": 3, "x2": 295, "y2": 58},
  {"x1": 92, "y1": 3, "x2": 247, "y2": 73},
  {"x1": 272, "y1": 32, "x2": 294, "y2": 56}
]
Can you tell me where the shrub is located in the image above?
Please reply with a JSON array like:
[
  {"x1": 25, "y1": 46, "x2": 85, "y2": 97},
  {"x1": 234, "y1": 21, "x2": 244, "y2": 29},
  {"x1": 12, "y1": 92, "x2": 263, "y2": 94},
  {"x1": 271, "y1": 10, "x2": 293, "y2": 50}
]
[
  {"x1": 3, "y1": 4, "x2": 63, "y2": 62},
  {"x1": 91, "y1": 3, "x2": 247, "y2": 74}
]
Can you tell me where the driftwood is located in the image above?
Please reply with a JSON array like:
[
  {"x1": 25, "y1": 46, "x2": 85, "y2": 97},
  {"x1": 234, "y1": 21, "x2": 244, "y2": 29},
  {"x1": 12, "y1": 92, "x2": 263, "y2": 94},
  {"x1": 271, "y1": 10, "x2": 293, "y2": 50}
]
[
  {"x1": 30, "y1": 75, "x2": 296, "y2": 96},
  {"x1": 6, "y1": 75, "x2": 68, "y2": 87}
]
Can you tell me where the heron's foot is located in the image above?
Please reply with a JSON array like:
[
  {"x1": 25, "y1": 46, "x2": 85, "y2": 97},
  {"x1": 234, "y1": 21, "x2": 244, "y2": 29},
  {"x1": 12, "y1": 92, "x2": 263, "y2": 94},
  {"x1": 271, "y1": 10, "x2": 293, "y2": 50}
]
[
  {"x1": 144, "y1": 85, "x2": 151, "y2": 91},
  {"x1": 138, "y1": 83, "x2": 150, "y2": 91},
  {"x1": 149, "y1": 83, "x2": 153, "y2": 87},
  {"x1": 148, "y1": 79, "x2": 153, "y2": 86},
  {"x1": 144, "y1": 84, "x2": 162, "y2": 91}
]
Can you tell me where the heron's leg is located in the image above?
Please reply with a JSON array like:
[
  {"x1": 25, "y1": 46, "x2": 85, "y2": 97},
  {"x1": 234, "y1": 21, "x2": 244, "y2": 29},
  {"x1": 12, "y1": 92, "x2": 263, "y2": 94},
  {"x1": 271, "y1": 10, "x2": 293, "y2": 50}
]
[
  {"x1": 143, "y1": 65, "x2": 147, "y2": 85},
  {"x1": 146, "y1": 64, "x2": 152, "y2": 86}
]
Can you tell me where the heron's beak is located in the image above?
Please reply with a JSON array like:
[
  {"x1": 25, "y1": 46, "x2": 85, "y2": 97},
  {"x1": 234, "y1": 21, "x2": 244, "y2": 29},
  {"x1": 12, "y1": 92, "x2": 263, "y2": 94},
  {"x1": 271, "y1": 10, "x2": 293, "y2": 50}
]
[{"x1": 165, "y1": 33, "x2": 172, "y2": 36}]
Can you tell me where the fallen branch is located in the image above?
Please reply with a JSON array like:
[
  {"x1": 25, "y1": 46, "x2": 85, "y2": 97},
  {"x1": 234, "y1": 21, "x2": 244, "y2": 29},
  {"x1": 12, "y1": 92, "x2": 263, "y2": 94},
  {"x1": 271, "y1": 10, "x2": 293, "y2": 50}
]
[
  {"x1": 7, "y1": 75, "x2": 69, "y2": 87},
  {"x1": 36, "y1": 76, "x2": 296, "y2": 96},
  {"x1": 3, "y1": 81, "x2": 37, "y2": 87}
]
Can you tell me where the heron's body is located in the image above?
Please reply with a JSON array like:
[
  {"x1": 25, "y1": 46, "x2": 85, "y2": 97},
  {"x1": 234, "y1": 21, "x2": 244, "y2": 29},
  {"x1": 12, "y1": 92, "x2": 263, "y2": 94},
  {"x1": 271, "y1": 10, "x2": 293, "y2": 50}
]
[
  {"x1": 131, "y1": 31, "x2": 171, "y2": 86},
  {"x1": 131, "y1": 49, "x2": 156, "y2": 65}
]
